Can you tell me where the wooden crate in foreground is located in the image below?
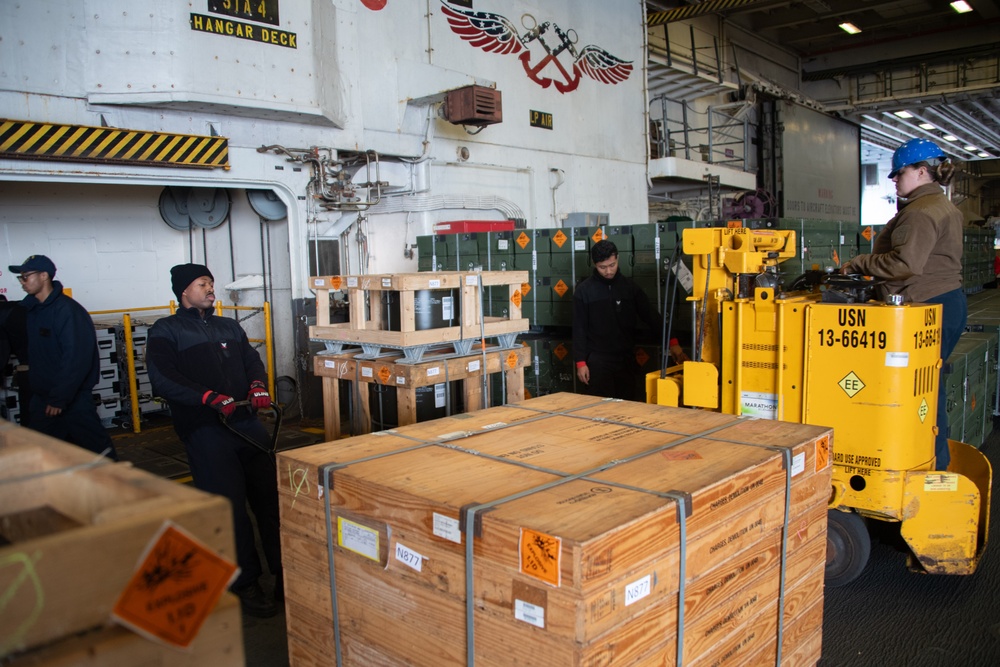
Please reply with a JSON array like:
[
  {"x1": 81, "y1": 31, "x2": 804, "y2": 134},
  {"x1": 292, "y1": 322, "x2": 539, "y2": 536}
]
[
  {"x1": 0, "y1": 423, "x2": 241, "y2": 662},
  {"x1": 278, "y1": 393, "x2": 832, "y2": 666}
]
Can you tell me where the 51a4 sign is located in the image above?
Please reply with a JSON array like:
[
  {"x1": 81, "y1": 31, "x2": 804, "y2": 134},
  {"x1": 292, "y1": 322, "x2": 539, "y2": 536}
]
[{"x1": 208, "y1": 0, "x2": 279, "y2": 26}]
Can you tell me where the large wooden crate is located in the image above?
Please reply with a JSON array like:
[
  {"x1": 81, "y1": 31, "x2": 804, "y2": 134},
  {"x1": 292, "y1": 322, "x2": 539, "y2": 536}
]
[
  {"x1": 310, "y1": 271, "x2": 529, "y2": 354},
  {"x1": 277, "y1": 393, "x2": 832, "y2": 666},
  {"x1": 313, "y1": 344, "x2": 530, "y2": 439},
  {"x1": 0, "y1": 422, "x2": 241, "y2": 662}
]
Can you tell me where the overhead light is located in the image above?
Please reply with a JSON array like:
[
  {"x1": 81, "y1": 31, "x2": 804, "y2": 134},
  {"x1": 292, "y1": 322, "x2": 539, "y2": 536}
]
[
  {"x1": 942, "y1": 135, "x2": 958, "y2": 141},
  {"x1": 893, "y1": 110, "x2": 913, "y2": 119},
  {"x1": 839, "y1": 22, "x2": 862, "y2": 34},
  {"x1": 964, "y1": 145, "x2": 978, "y2": 151},
  {"x1": 950, "y1": 1, "x2": 973, "y2": 13},
  {"x1": 979, "y1": 152, "x2": 991, "y2": 158},
  {"x1": 918, "y1": 123, "x2": 935, "y2": 130}
]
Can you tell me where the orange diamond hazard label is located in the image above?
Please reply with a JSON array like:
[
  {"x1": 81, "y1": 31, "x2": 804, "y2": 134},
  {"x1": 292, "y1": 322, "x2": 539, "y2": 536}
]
[
  {"x1": 862, "y1": 226, "x2": 873, "y2": 241},
  {"x1": 591, "y1": 228, "x2": 606, "y2": 244},
  {"x1": 553, "y1": 280, "x2": 568, "y2": 298},
  {"x1": 112, "y1": 522, "x2": 237, "y2": 648},
  {"x1": 377, "y1": 366, "x2": 392, "y2": 384},
  {"x1": 506, "y1": 351, "x2": 519, "y2": 369},
  {"x1": 511, "y1": 290, "x2": 522, "y2": 308},
  {"x1": 330, "y1": 276, "x2": 342, "y2": 290},
  {"x1": 832, "y1": 250, "x2": 840, "y2": 266},
  {"x1": 552, "y1": 229, "x2": 567, "y2": 248},
  {"x1": 635, "y1": 348, "x2": 650, "y2": 367},
  {"x1": 553, "y1": 343, "x2": 568, "y2": 360},
  {"x1": 521, "y1": 282, "x2": 531, "y2": 296},
  {"x1": 516, "y1": 231, "x2": 530, "y2": 249},
  {"x1": 520, "y1": 527, "x2": 561, "y2": 587}
]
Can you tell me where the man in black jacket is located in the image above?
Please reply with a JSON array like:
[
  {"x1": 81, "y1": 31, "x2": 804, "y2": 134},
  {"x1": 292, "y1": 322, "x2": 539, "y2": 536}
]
[
  {"x1": 573, "y1": 240, "x2": 687, "y2": 401},
  {"x1": 146, "y1": 263, "x2": 281, "y2": 618}
]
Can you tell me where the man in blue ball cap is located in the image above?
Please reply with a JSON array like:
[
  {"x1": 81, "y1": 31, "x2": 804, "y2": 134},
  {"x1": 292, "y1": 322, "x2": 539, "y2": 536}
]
[{"x1": 8, "y1": 254, "x2": 117, "y2": 459}]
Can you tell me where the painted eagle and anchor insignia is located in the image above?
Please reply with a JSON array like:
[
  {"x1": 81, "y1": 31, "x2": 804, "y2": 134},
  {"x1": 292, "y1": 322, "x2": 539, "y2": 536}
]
[{"x1": 440, "y1": 1, "x2": 634, "y2": 93}]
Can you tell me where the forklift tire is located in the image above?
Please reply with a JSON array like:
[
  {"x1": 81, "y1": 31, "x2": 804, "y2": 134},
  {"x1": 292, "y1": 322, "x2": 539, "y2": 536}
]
[{"x1": 826, "y1": 509, "x2": 871, "y2": 587}]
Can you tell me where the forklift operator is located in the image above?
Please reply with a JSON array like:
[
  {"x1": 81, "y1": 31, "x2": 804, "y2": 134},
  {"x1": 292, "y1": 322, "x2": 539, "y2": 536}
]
[{"x1": 841, "y1": 138, "x2": 966, "y2": 470}]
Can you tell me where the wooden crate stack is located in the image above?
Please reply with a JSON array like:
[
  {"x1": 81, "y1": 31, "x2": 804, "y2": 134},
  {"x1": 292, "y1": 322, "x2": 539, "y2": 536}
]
[
  {"x1": 309, "y1": 271, "x2": 530, "y2": 349},
  {"x1": 313, "y1": 344, "x2": 531, "y2": 440},
  {"x1": 0, "y1": 422, "x2": 243, "y2": 665},
  {"x1": 278, "y1": 393, "x2": 832, "y2": 666}
]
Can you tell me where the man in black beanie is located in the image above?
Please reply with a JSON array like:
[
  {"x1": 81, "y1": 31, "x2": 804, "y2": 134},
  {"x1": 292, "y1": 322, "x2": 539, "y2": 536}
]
[{"x1": 146, "y1": 263, "x2": 282, "y2": 618}]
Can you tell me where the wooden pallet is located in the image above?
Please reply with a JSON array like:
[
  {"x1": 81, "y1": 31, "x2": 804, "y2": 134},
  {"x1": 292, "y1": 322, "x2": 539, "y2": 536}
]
[
  {"x1": 313, "y1": 344, "x2": 530, "y2": 439},
  {"x1": 0, "y1": 423, "x2": 239, "y2": 659},
  {"x1": 310, "y1": 271, "x2": 529, "y2": 359},
  {"x1": 277, "y1": 393, "x2": 832, "y2": 666}
]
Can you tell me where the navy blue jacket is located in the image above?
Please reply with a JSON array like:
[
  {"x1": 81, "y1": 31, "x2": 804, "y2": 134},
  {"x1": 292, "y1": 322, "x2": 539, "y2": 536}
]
[
  {"x1": 146, "y1": 306, "x2": 267, "y2": 438},
  {"x1": 572, "y1": 269, "x2": 659, "y2": 363},
  {"x1": 22, "y1": 281, "x2": 100, "y2": 409}
]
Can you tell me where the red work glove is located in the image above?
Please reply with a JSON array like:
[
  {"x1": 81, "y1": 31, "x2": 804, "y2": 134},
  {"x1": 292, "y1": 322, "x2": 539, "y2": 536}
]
[
  {"x1": 203, "y1": 391, "x2": 237, "y2": 417},
  {"x1": 247, "y1": 380, "x2": 272, "y2": 410}
]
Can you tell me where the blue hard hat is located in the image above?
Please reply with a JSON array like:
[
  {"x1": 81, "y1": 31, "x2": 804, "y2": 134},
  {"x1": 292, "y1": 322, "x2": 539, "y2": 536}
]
[{"x1": 889, "y1": 138, "x2": 946, "y2": 178}]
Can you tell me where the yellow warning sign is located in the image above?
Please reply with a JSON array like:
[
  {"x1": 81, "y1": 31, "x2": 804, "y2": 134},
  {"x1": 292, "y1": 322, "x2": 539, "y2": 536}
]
[
  {"x1": 815, "y1": 435, "x2": 830, "y2": 472},
  {"x1": 635, "y1": 348, "x2": 650, "y2": 367},
  {"x1": 918, "y1": 397, "x2": 929, "y2": 423},
  {"x1": 506, "y1": 351, "x2": 519, "y2": 369},
  {"x1": 516, "y1": 231, "x2": 531, "y2": 249},
  {"x1": 521, "y1": 282, "x2": 531, "y2": 297},
  {"x1": 838, "y1": 371, "x2": 865, "y2": 397},
  {"x1": 552, "y1": 343, "x2": 568, "y2": 361},
  {"x1": 519, "y1": 527, "x2": 561, "y2": 587},
  {"x1": 330, "y1": 276, "x2": 342, "y2": 290},
  {"x1": 511, "y1": 290, "x2": 522, "y2": 308},
  {"x1": 591, "y1": 228, "x2": 606, "y2": 244},
  {"x1": 552, "y1": 229, "x2": 568, "y2": 248},
  {"x1": 861, "y1": 226, "x2": 873, "y2": 242},
  {"x1": 924, "y1": 473, "x2": 959, "y2": 492},
  {"x1": 377, "y1": 366, "x2": 392, "y2": 384},
  {"x1": 553, "y1": 279, "x2": 568, "y2": 298},
  {"x1": 112, "y1": 522, "x2": 237, "y2": 648}
]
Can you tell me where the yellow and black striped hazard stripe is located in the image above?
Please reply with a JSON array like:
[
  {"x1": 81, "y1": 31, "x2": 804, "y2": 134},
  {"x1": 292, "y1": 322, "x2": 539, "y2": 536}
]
[
  {"x1": 0, "y1": 119, "x2": 229, "y2": 169},
  {"x1": 648, "y1": 0, "x2": 762, "y2": 26}
]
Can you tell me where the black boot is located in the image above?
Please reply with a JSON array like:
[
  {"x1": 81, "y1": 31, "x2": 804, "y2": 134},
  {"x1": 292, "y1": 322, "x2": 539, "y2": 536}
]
[{"x1": 233, "y1": 581, "x2": 278, "y2": 618}]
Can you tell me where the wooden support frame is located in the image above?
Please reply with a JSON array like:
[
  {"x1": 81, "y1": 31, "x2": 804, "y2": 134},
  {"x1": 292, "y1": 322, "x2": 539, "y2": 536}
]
[{"x1": 313, "y1": 345, "x2": 530, "y2": 440}]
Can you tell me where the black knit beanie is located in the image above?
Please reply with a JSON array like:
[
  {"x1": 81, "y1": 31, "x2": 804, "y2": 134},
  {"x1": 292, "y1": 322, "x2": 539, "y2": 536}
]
[{"x1": 170, "y1": 263, "x2": 214, "y2": 301}]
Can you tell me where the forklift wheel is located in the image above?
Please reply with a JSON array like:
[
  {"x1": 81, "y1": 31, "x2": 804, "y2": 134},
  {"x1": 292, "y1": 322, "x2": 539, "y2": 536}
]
[{"x1": 826, "y1": 509, "x2": 871, "y2": 587}]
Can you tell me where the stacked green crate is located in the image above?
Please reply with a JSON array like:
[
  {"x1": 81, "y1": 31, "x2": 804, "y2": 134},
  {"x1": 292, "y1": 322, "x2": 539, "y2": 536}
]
[
  {"x1": 942, "y1": 344, "x2": 967, "y2": 444},
  {"x1": 964, "y1": 335, "x2": 989, "y2": 448},
  {"x1": 963, "y1": 329, "x2": 997, "y2": 443},
  {"x1": 543, "y1": 227, "x2": 590, "y2": 326},
  {"x1": 965, "y1": 318, "x2": 1000, "y2": 420},
  {"x1": 417, "y1": 234, "x2": 448, "y2": 272},
  {"x1": 839, "y1": 220, "x2": 861, "y2": 268}
]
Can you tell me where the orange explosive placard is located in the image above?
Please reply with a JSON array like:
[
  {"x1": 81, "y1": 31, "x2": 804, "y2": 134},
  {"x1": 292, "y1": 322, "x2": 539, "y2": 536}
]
[
  {"x1": 519, "y1": 527, "x2": 561, "y2": 587},
  {"x1": 113, "y1": 521, "x2": 238, "y2": 648}
]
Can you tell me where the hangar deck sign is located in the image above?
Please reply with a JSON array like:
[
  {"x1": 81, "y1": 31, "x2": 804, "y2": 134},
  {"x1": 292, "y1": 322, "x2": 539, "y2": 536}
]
[{"x1": 191, "y1": 0, "x2": 296, "y2": 48}]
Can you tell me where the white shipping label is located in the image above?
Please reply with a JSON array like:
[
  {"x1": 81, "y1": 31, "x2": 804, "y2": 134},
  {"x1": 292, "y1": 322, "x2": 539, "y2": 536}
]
[
  {"x1": 394, "y1": 542, "x2": 424, "y2": 572},
  {"x1": 361, "y1": 366, "x2": 373, "y2": 378},
  {"x1": 442, "y1": 296, "x2": 454, "y2": 320},
  {"x1": 466, "y1": 275, "x2": 478, "y2": 285},
  {"x1": 574, "y1": 240, "x2": 586, "y2": 251},
  {"x1": 672, "y1": 259, "x2": 694, "y2": 294},
  {"x1": 885, "y1": 352, "x2": 909, "y2": 368},
  {"x1": 324, "y1": 360, "x2": 336, "y2": 368},
  {"x1": 347, "y1": 277, "x2": 359, "y2": 287},
  {"x1": 337, "y1": 517, "x2": 380, "y2": 562},
  {"x1": 655, "y1": 236, "x2": 661, "y2": 260},
  {"x1": 514, "y1": 599, "x2": 545, "y2": 628},
  {"x1": 433, "y1": 513, "x2": 462, "y2": 543},
  {"x1": 396, "y1": 376, "x2": 406, "y2": 385},
  {"x1": 791, "y1": 452, "x2": 806, "y2": 477},
  {"x1": 313, "y1": 278, "x2": 324, "y2": 286},
  {"x1": 434, "y1": 383, "x2": 446, "y2": 408},
  {"x1": 624, "y1": 575, "x2": 652, "y2": 606},
  {"x1": 381, "y1": 278, "x2": 392, "y2": 287},
  {"x1": 498, "y1": 239, "x2": 509, "y2": 250},
  {"x1": 467, "y1": 360, "x2": 481, "y2": 372},
  {"x1": 532, "y1": 250, "x2": 537, "y2": 271},
  {"x1": 428, "y1": 279, "x2": 441, "y2": 288},
  {"x1": 427, "y1": 367, "x2": 441, "y2": 377}
]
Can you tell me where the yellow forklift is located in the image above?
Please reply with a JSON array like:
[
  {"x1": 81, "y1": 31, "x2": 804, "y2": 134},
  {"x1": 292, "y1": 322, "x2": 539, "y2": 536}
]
[{"x1": 647, "y1": 225, "x2": 991, "y2": 586}]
